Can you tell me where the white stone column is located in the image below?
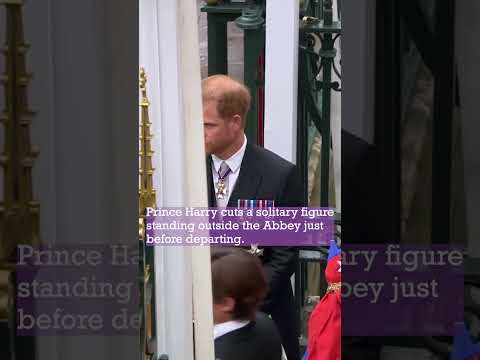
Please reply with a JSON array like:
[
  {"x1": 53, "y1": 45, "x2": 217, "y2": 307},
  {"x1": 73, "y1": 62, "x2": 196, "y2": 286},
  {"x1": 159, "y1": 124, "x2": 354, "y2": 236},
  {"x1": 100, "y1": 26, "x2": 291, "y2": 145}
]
[
  {"x1": 264, "y1": 0, "x2": 299, "y2": 163},
  {"x1": 178, "y1": 1, "x2": 215, "y2": 359},
  {"x1": 140, "y1": 0, "x2": 193, "y2": 358},
  {"x1": 140, "y1": 0, "x2": 214, "y2": 359}
]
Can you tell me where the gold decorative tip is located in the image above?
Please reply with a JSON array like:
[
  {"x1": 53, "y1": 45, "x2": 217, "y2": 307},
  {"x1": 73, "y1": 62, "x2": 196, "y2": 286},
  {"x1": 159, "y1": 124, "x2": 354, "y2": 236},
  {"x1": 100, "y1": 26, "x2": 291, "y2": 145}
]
[
  {"x1": 138, "y1": 66, "x2": 157, "y2": 234},
  {"x1": 139, "y1": 67, "x2": 147, "y2": 89},
  {"x1": 139, "y1": 67, "x2": 149, "y2": 106}
]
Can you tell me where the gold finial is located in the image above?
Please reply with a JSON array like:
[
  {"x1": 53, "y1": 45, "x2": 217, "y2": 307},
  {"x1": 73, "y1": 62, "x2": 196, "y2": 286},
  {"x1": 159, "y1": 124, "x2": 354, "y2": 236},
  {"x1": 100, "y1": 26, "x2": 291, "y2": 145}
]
[
  {"x1": 139, "y1": 67, "x2": 150, "y2": 107},
  {"x1": 0, "y1": 0, "x2": 40, "y2": 262},
  {"x1": 138, "y1": 67, "x2": 156, "y2": 239},
  {"x1": 138, "y1": 67, "x2": 157, "y2": 360}
]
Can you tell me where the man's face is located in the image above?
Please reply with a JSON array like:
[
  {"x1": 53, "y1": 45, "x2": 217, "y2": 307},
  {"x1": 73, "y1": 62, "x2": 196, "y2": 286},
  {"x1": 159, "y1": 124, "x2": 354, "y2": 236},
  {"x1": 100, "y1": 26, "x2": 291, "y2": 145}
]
[{"x1": 203, "y1": 101, "x2": 237, "y2": 155}]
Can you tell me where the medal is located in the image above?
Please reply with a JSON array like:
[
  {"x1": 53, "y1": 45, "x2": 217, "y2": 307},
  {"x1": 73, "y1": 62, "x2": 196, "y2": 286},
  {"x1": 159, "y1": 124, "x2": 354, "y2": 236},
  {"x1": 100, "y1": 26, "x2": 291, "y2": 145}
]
[
  {"x1": 247, "y1": 244, "x2": 264, "y2": 257},
  {"x1": 237, "y1": 199, "x2": 274, "y2": 256},
  {"x1": 215, "y1": 166, "x2": 231, "y2": 200},
  {"x1": 216, "y1": 179, "x2": 227, "y2": 199}
]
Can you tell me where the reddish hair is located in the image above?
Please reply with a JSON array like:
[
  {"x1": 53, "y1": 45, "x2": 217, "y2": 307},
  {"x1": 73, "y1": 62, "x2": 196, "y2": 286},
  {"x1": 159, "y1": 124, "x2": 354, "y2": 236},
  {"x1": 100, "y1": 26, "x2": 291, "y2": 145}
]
[{"x1": 202, "y1": 75, "x2": 251, "y2": 126}]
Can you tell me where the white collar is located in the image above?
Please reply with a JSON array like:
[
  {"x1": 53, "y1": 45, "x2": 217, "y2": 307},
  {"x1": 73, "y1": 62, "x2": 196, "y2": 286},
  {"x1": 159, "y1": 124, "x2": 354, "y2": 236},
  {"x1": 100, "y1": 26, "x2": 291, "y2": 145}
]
[
  {"x1": 212, "y1": 134, "x2": 247, "y2": 174},
  {"x1": 213, "y1": 319, "x2": 250, "y2": 340}
]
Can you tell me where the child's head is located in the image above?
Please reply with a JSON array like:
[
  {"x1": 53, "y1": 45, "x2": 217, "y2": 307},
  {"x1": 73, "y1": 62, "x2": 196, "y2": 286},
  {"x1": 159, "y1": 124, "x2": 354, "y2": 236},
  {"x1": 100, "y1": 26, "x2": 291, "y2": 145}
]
[{"x1": 210, "y1": 248, "x2": 267, "y2": 323}]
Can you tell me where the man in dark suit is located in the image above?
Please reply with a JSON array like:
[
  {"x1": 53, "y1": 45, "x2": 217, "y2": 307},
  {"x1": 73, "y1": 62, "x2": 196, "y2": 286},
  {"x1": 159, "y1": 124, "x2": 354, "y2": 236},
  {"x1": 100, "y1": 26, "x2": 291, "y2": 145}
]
[
  {"x1": 211, "y1": 247, "x2": 283, "y2": 360},
  {"x1": 203, "y1": 75, "x2": 302, "y2": 360}
]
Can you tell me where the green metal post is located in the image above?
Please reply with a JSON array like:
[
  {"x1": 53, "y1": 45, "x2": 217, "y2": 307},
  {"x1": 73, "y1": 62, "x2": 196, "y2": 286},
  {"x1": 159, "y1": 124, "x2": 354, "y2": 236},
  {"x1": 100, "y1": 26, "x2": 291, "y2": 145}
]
[
  {"x1": 319, "y1": 35, "x2": 333, "y2": 207},
  {"x1": 243, "y1": 28, "x2": 264, "y2": 144},
  {"x1": 202, "y1": 4, "x2": 266, "y2": 144},
  {"x1": 207, "y1": 14, "x2": 228, "y2": 75},
  {"x1": 313, "y1": 0, "x2": 323, "y2": 19},
  {"x1": 297, "y1": 42, "x2": 309, "y2": 206},
  {"x1": 319, "y1": 0, "x2": 335, "y2": 206},
  {"x1": 235, "y1": 7, "x2": 265, "y2": 144}
]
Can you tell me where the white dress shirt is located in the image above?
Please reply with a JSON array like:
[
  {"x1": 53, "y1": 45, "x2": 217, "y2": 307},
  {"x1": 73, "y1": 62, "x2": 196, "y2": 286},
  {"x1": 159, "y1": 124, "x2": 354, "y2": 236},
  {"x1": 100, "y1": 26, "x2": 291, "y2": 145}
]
[
  {"x1": 211, "y1": 134, "x2": 247, "y2": 207},
  {"x1": 213, "y1": 319, "x2": 250, "y2": 340}
]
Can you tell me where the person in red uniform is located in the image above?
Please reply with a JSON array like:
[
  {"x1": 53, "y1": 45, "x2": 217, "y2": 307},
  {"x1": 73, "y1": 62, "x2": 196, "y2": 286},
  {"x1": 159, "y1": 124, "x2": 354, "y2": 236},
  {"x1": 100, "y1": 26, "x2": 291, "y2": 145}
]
[{"x1": 306, "y1": 240, "x2": 341, "y2": 360}]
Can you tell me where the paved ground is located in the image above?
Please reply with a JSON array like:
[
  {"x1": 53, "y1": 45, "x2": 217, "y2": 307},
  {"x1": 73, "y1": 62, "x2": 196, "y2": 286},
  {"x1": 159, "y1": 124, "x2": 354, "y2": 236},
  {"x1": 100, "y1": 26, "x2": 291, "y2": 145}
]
[{"x1": 197, "y1": 0, "x2": 244, "y2": 81}]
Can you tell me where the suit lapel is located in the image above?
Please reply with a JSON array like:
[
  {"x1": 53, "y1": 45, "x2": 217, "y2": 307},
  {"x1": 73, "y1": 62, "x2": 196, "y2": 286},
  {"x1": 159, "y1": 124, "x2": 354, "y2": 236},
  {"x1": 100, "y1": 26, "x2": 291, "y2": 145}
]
[
  {"x1": 227, "y1": 144, "x2": 262, "y2": 207},
  {"x1": 206, "y1": 156, "x2": 215, "y2": 207}
]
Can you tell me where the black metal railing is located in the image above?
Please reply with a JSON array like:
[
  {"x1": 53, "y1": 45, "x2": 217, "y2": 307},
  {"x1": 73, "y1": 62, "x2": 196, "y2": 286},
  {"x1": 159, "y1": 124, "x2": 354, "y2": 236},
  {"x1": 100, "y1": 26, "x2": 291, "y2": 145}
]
[
  {"x1": 297, "y1": 0, "x2": 341, "y2": 207},
  {"x1": 296, "y1": 1, "x2": 341, "y2": 355}
]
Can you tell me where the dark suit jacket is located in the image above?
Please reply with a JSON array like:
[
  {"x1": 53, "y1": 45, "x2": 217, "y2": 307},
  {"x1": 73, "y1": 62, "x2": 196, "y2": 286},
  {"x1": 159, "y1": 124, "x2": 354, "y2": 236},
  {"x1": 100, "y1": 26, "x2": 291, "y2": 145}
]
[
  {"x1": 207, "y1": 143, "x2": 302, "y2": 311},
  {"x1": 214, "y1": 312, "x2": 282, "y2": 360},
  {"x1": 207, "y1": 143, "x2": 302, "y2": 360}
]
